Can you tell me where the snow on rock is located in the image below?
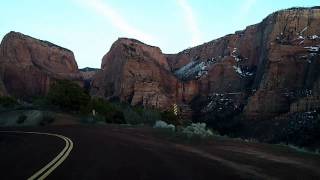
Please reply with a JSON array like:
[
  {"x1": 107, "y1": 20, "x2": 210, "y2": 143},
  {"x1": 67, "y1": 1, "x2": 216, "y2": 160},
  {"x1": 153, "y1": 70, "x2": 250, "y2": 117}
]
[
  {"x1": 174, "y1": 59, "x2": 213, "y2": 81},
  {"x1": 304, "y1": 46, "x2": 320, "y2": 52},
  {"x1": 233, "y1": 66, "x2": 254, "y2": 77},
  {"x1": 231, "y1": 48, "x2": 245, "y2": 62},
  {"x1": 300, "y1": 26, "x2": 308, "y2": 34},
  {"x1": 201, "y1": 93, "x2": 239, "y2": 113},
  {"x1": 294, "y1": 34, "x2": 318, "y2": 45},
  {"x1": 310, "y1": 53, "x2": 318, "y2": 57},
  {"x1": 309, "y1": 35, "x2": 319, "y2": 40}
]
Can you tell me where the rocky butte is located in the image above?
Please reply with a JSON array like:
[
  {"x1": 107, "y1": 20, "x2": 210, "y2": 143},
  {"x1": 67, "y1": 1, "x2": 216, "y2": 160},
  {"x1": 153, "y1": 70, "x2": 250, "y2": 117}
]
[
  {"x1": 92, "y1": 7, "x2": 320, "y2": 124},
  {"x1": 0, "y1": 31, "x2": 82, "y2": 99}
]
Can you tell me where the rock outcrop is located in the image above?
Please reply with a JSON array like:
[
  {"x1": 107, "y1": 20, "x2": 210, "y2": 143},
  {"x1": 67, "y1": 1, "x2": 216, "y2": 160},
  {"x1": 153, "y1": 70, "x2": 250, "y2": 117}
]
[
  {"x1": 169, "y1": 7, "x2": 320, "y2": 120},
  {"x1": 80, "y1": 67, "x2": 100, "y2": 91},
  {"x1": 92, "y1": 7, "x2": 320, "y2": 121},
  {"x1": 0, "y1": 31, "x2": 82, "y2": 98},
  {"x1": 91, "y1": 38, "x2": 179, "y2": 110},
  {"x1": 244, "y1": 7, "x2": 320, "y2": 119},
  {"x1": 80, "y1": 67, "x2": 100, "y2": 81}
]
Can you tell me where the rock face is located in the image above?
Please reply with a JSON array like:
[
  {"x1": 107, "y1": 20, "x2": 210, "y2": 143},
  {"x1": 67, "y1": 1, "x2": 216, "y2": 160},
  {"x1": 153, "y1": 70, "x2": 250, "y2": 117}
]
[
  {"x1": 91, "y1": 38, "x2": 179, "y2": 110},
  {"x1": 170, "y1": 7, "x2": 320, "y2": 120},
  {"x1": 244, "y1": 7, "x2": 320, "y2": 119},
  {"x1": 0, "y1": 31, "x2": 82, "y2": 98},
  {"x1": 80, "y1": 67, "x2": 100, "y2": 81},
  {"x1": 92, "y1": 7, "x2": 320, "y2": 121},
  {"x1": 80, "y1": 67, "x2": 100, "y2": 91}
]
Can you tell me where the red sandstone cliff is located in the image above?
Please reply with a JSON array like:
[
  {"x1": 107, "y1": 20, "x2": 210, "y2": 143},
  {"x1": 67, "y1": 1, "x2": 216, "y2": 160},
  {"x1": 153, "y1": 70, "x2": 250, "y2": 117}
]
[
  {"x1": 91, "y1": 38, "x2": 178, "y2": 110},
  {"x1": 92, "y1": 7, "x2": 320, "y2": 121},
  {"x1": 0, "y1": 31, "x2": 82, "y2": 98}
]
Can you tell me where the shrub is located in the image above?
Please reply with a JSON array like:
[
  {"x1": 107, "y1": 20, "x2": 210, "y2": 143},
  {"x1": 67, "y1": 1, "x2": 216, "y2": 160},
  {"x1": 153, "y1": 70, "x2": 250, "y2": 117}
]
[
  {"x1": 153, "y1": 120, "x2": 175, "y2": 131},
  {"x1": 182, "y1": 123, "x2": 214, "y2": 138},
  {"x1": 81, "y1": 114, "x2": 105, "y2": 124},
  {"x1": 161, "y1": 110, "x2": 181, "y2": 126},
  {"x1": 82, "y1": 98, "x2": 126, "y2": 124},
  {"x1": 122, "y1": 107, "x2": 144, "y2": 125},
  {"x1": 105, "y1": 109, "x2": 126, "y2": 124},
  {"x1": 129, "y1": 107, "x2": 161, "y2": 125},
  {"x1": 0, "y1": 96, "x2": 18, "y2": 108},
  {"x1": 17, "y1": 114, "x2": 27, "y2": 124},
  {"x1": 39, "y1": 111, "x2": 55, "y2": 126},
  {"x1": 281, "y1": 111, "x2": 320, "y2": 147},
  {"x1": 141, "y1": 109, "x2": 161, "y2": 125},
  {"x1": 32, "y1": 96, "x2": 50, "y2": 107},
  {"x1": 47, "y1": 80, "x2": 90, "y2": 111},
  {"x1": 121, "y1": 105, "x2": 162, "y2": 125},
  {"x1": 82, "y1": 98, "x2": 164, "y2": 125}
]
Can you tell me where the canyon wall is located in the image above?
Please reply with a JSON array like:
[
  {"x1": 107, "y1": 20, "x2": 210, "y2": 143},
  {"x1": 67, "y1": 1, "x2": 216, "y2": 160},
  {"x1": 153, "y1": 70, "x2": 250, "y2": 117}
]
[{"x1": 0, "y1": 31, "x2": 82, "y2": 98}]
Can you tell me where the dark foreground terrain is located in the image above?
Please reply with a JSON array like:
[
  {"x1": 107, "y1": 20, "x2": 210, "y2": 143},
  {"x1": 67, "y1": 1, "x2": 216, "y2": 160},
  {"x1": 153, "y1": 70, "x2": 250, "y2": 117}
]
[{"x1": 0, "y1": 125, "x2": 320, "y2": 180}]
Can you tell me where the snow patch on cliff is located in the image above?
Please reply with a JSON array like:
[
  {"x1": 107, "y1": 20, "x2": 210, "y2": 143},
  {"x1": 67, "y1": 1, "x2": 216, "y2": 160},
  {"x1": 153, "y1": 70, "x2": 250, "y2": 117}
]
[
  {"x1": 174, "y1": 58, "x2": 216, "y2": 81},
  {"x1": 231, "y1": 48, "x2": 245, "y2": 62},
  {"x1": 233, "y1": 66, "x2": 253, "y2": 77},
  {"x1": 304, "y1": 46, "x2": 320, "y2": 52},
  {"x1": 309, "y1": 35, "x2": 319, "y2": 40}
]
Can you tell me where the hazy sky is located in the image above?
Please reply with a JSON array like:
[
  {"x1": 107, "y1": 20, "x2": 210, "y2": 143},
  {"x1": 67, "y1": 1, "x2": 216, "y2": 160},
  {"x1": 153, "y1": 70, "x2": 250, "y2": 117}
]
[{"x1": 0, "y1": 0, "x2": 318, "y2": 68}]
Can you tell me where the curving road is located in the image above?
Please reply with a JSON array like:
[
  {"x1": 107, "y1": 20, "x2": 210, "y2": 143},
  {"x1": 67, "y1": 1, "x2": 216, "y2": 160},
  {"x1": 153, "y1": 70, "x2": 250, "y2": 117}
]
[
  {"x1": 1, "y1": 125, "x2": 320, "y2": 180},
  {"x1": 0, "y1": 131, "x2": 73, "y2": 180}
]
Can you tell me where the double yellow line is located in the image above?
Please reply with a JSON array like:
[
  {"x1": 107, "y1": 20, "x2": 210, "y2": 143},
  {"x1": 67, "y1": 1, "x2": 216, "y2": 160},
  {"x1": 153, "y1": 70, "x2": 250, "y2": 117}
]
[{"x1": 0, "y1": 131, "x2": 73, "y2": 180}]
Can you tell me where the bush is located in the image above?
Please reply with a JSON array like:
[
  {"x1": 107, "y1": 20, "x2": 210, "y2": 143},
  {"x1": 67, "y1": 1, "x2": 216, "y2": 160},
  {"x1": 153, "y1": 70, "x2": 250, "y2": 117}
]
[
  {"x1": 47, "y1": 80, "x2": 90, "y2": 111},
  {"x1": 121, "y1": 107, "x2": 142, "y2": 124},
  {"x1": 82, "y1": 98, "x2": 165, "y2": 125},
  {"x1": 17, "y1": 114, "x2": 27, "y2": 124},
  {"x1": 82, "y1": 98, "x2": 126, "y2": 124},
  {"x1": 0, "y1": 96, "x2": 18, "y2": 108},
  {"x1": 32, "y1": 96, "x2": 50, "y2": 107},
  {"x1": 123, "y1": 107, "x2": 161, "y2": 125},
  {"x1": 81, "y1": 114, "x2": 105, "y2": 124},
  {"x1": 141, "y1": 109, "x2": 162, "y2": 125},
  {"x1": 182, "y1": 123, "x2": 214, "y2": 138},
  {"x1": 105, "y1": 109, "x2": 125, "y2": 124},
  {"x1": 39, "y1": 111, "x2": 55, "y2": 126},
  {"x1": 161, "y1": 110, "x2": 181, "y2": 126},
  {"x1": 153, "y1": 120, "x2": 175, "y2": 131},
  {"x1": 280, "y1": 111, "x2": 320, "y2": 148}
]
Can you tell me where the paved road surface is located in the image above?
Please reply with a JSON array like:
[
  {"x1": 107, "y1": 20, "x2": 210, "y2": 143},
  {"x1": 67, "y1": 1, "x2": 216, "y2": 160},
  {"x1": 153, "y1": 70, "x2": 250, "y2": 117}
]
[{"x1": 1, "y1": 125, "x2": 320, "y2": 180}]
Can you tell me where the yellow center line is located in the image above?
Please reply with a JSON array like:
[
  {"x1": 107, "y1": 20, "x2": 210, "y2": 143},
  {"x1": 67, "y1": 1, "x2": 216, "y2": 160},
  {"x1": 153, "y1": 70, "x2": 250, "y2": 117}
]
[
  {"x1": 36, "y1": 136, "x2": 73, "y2": 180},
  {"x1": 0, "y1": 131, "x2": 73, "y2": 180}
]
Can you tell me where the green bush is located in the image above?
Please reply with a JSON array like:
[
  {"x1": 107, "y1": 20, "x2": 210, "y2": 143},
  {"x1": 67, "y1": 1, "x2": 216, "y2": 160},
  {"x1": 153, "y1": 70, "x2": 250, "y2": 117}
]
[
  {"x1": 161, "y1": 110, "x2": 181, "y2": 126},
  {"x1": 81, "y1": 114, "x2": 105, "y2": 124},
  {"x1": 153, "y1": 120, "x2": 175, "y2": 131},
  {"x1": 39, "y1": 111, "x2": 55, "y2": 126},
  {"x1": 122, "y1": 107, "x2": 144, "y2": 125},
  {"x1": 47, "y1": 80, "x2": 90, "y2": 111},
  {"x1": 82, "y1": 98, "x2": 126, "y2": 124},
  {"x1": 181, "y1": 123, "x2": 214, "y2": 138},
  {"x1": 141, "y1": 109, "x2": 162, "y2": 125},
  {"x1": 121, "y1": 106, "x2": 162, "y2": 125},
  {"x1": 32, "y1": 96, "x2": 50, "y2": 107},
  {"x1": 17, "y1": 114, "x2": 27, "y2": 124},
  {"x1": 105, "y1": 110, "x2": 125, "y2": 124},
  {"x1": 0, "y1": 96, "x2": 18, "y2": 108},
  {"x1": 80, "y1": 98, "x2": 168, "y2": 125}
]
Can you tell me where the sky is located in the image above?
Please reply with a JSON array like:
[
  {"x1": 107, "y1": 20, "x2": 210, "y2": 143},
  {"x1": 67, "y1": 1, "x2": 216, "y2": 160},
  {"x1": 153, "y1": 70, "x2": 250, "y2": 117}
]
[{"x1": 0, "y1": 0, "x2": 319, "y2": 68}]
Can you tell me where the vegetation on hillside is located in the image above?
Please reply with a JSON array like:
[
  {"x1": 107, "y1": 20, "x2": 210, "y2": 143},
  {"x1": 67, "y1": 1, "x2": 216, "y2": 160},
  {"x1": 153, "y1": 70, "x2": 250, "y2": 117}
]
[
  {"x1": 47, "y1": 80, "x2": 90, "y2": 111},
  {"x1": 0, "y1": 96, "x2": 18, "y2": 108},
  {"x1": 1, "y1": 79, "x2": 319, "y2": 151},
  {"x1": 44, "y1": 80, "x2": 180, "y2": 126}
]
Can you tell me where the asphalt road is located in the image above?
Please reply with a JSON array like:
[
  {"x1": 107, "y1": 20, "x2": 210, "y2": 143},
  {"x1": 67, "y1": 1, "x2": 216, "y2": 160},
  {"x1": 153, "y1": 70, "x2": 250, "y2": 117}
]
[{"x1": 1, "y1": 125, "x2": 320, "y2": 180}]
